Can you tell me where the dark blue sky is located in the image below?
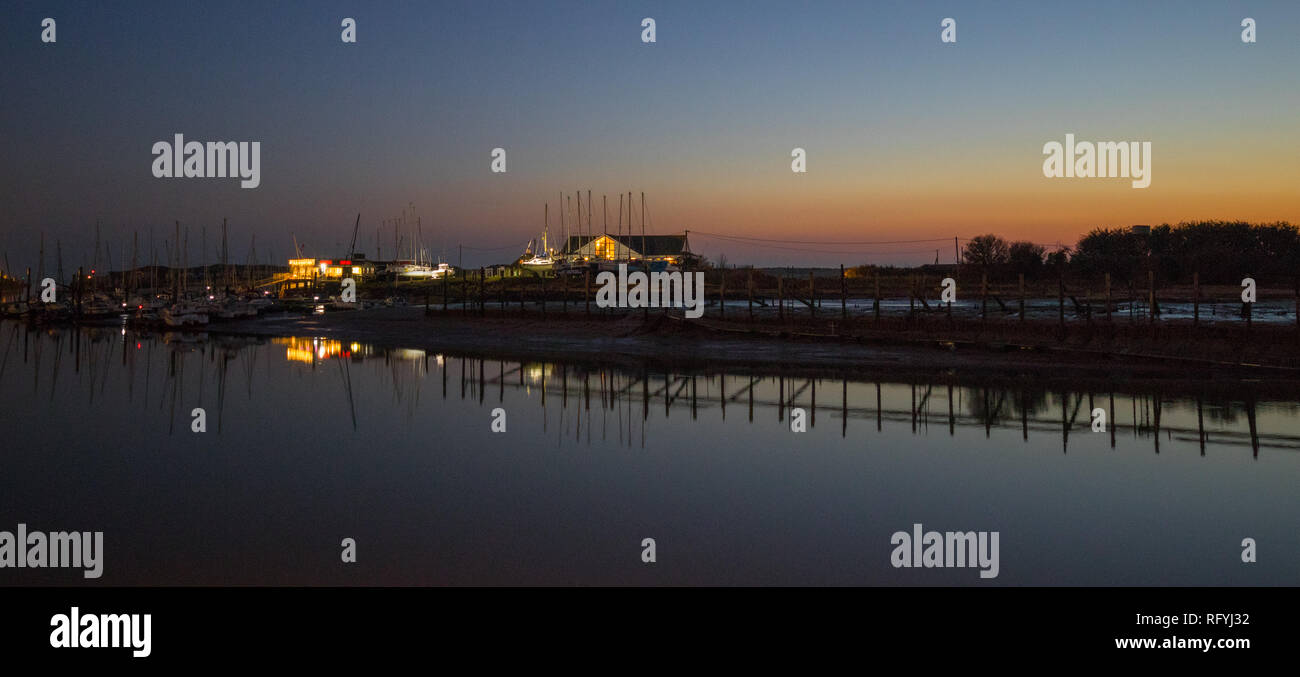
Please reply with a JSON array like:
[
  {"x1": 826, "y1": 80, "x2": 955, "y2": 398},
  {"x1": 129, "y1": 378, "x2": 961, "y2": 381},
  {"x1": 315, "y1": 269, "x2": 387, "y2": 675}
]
[{"x1": 2, "y1": 1, "x2": 1297, "y2": 271}]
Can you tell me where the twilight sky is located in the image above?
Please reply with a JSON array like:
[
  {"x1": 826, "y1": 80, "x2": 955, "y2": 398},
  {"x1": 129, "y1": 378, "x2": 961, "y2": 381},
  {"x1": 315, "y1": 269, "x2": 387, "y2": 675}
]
[{"x1": 2, "y1": 0, "x2": 1298, "y2": 270}]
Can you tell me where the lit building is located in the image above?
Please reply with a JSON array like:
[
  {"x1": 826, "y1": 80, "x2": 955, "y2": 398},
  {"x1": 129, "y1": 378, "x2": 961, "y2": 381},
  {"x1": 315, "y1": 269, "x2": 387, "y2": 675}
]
[
  {"x1": 560, "y1": 233, "x2": 697, "y2": 267},
  {"x1": 287, "y1": 256, "x2": 377, "y2": 281}
]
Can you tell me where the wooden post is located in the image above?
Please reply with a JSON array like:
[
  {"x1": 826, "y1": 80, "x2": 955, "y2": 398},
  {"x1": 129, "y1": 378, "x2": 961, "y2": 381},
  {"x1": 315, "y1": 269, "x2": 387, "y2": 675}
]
[
  {"x1": 840, "y1": 264, "x2": 847, "y2": 320},
  {"x1": 719, "y1": 270, "x2": 726, "y2": 320},
  {"x1": 561, "y1": 272, "x2": 567, "y2": 314},
  {"x1": 442, "y1": 271, "x2": 448, "y2": 312},
  {"x1": 809, "y1": 271, "x2": 816, "y2": 320},
  {"x1": 479, "y1": 267, "x2": 485, "y2": 316},
  {"x1": 1018, "y1": 273, "x2": 1025, "y2": 322},
  {"x1": 1245, "y1": 272, "x2": 1252, "y2": 332},
  {"x1": 541, "y1": 275, "x2": 546, "y2": 318},
  {"x1": 1105, "y1": 273, "x2": 1112, "y2": 323},
  {"x1": 908, "y1": 274, "x2": 914, "y2": 313},
  {"x1": 1058, "y1": 274, "x2": 1065, "y2": 332},
  {"x1": 981, "y1": 273, "x2": 987, "y2": 322},
  {"x1": 1148, "y1": 269, "x2": 1156, "y2": 324},
  {"x1": 874, "y1": 272, "x2": 881, "y2": 320},
  {"x1": 747, "y1": 268, "x2": 753, "y2": 320},
  {"x1": 519, "y1": 274, "x2": 525, "y2": 313},
  {"x1": 1192, "y1": 271, "x2": 1199, "y2": 327},
  {"x1": 778, "y1": 274, "x2": 784, "y2": 321},
  {"x1": 584, "y1": 269, "x2": 590, "y2": 316}
]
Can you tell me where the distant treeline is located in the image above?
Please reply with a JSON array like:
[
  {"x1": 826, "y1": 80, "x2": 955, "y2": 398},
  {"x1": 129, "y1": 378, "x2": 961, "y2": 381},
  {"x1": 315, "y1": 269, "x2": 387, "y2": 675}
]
[{"x1": 940, "y1": 221, "x2": 1297, "y2": 286}]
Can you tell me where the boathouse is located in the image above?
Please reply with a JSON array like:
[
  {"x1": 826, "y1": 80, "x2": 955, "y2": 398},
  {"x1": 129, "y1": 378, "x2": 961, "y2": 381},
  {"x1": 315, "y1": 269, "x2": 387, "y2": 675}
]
[{"x1": 560, "y1": 233, "x2": 697, "y2": 266}]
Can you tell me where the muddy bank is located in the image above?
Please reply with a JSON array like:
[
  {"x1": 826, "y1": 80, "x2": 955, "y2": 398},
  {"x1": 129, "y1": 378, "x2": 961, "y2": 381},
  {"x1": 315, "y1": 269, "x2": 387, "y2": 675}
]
[{"x1": 207, "y1": 307, "x2": 1300, "y2": 389}]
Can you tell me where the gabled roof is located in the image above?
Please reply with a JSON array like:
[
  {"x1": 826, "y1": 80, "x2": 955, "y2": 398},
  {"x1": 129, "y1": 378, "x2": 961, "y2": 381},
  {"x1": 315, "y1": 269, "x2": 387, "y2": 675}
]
[{"x1": 562, "y1": 233, "x2": 690, "y2": 256}]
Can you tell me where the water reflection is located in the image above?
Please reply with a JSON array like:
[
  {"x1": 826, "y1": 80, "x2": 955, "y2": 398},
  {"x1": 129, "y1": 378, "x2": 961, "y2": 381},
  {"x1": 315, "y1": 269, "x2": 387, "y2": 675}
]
[
  {"x1": 2, "y1": 320, "x2": 1298, "y2": 585},
  {"x1": 2, "y1": 321, "x2": 1297, "y2": 455}
]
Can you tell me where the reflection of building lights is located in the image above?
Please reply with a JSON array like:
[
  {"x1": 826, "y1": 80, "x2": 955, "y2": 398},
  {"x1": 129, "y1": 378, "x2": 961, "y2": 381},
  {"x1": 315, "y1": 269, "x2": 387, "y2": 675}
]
[
  {"x1": 435, "y1": 354, "x2": 444, "y2": 366},
  {"x1": 275, "y1": 337, "x2": 353, "y2": 363}
]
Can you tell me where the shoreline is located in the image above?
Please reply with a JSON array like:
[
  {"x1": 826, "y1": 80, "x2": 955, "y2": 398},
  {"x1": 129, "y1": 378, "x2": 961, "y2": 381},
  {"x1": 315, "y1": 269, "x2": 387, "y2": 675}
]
[{"x1": 200, "y1": 307, "x2": 1300, "y2": 390}]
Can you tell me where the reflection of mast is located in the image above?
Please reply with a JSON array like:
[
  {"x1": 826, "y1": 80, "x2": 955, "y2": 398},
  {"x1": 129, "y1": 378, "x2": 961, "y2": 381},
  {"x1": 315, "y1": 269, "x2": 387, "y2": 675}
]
[{"x1": 336, "y1": 354, "x2": 357, "y2": 431}]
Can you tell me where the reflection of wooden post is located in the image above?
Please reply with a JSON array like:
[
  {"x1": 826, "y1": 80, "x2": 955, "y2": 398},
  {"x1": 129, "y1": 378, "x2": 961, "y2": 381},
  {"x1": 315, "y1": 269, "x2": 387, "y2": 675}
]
[
  {"x1": 876, "y1": 382, "x2": 882, "y2": 431},
  {"x1": 948, "y1": 382, "x2": 955, "y2": 436},
  {"x1": 1192, "y1": 271, "x2": 1199, "y2": 327},
  {"x1": 1019, "y1": 273, "x2": 1025, "y2": 322},
  {"x1": 1196, "y1": 395, "x2": 1205, "y2": 456},
  {"x1": 1246, "y1": 394, "x2": 1258, "y2": 459},
  {"x1": 1109, "y1": 392, "x2": 1116, "y2": 449},
  {"x1": 841, "y1": 379, "x2": 847, "y2": 437},
  {"x1": 1152, "y1": 394, "x2": 1161, "y2": 454}
]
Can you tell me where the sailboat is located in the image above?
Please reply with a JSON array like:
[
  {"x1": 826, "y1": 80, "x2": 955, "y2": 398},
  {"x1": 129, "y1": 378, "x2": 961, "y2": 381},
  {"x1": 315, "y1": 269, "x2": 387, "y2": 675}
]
[{"x1": 518, "y1": 204, "x2": 556, "y2": 273}]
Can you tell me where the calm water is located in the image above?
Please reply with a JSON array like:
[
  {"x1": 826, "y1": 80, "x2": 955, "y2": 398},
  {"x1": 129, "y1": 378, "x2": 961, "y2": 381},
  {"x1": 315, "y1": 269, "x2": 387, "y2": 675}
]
[{"x1": 1, "y1": 320, "x2": 1298, "y2": 585}]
